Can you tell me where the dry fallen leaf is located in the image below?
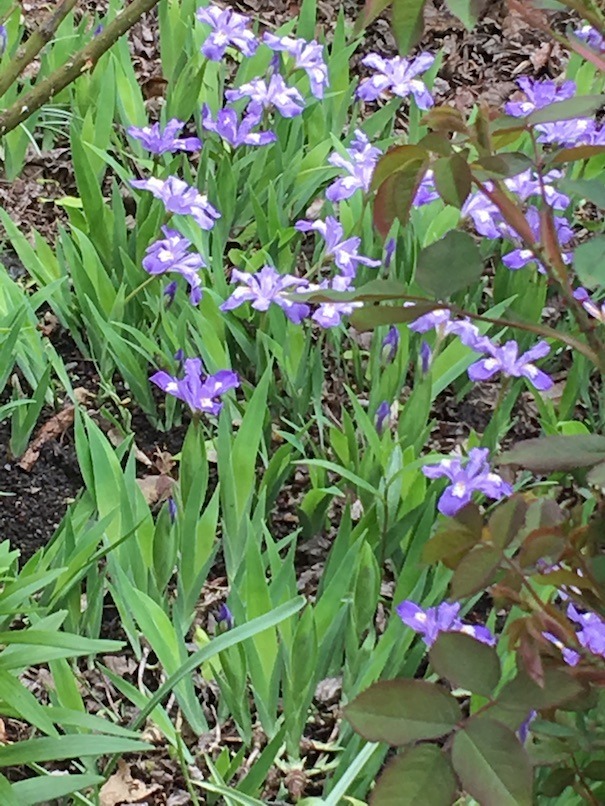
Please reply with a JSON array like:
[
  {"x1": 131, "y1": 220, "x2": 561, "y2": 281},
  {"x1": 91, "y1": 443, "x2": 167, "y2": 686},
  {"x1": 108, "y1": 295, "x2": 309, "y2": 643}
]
[
  {"x1": 136, "y1": 473, "x2": 175, "y2": 505},
  {"x1": 17, "y1": 405, "x2": 75, "y2": 472},
  {"x1": 100, "y1": 760, "x2": 160, "y2": 806}
]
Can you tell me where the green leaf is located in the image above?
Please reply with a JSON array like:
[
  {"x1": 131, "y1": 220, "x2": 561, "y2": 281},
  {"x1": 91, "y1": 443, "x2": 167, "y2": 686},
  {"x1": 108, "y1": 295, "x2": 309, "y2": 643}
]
[
  {"x1": 12, "y1": 773, "x2": 105, "y2": 805},
  {"x1": 488, "y1": 494, "x2": 529, "y2": 550},
  {"x1": 0, "y1": 735, "x2": 150, "y2": 766},
  {"x1": 444, "y1": 0, "x2": 483, "y2": 29},
  {"x1": 449, "y1": 544, "x2": 502, "y2": 599},
  {"x1": 495, "y1": 668, "x2": 585, "y2": 715},
  {"x1": 371, "y1": 146, "x2": 429, "y2": 237},
  {"x1": 416, "y1": 230, "x2": 483, "y2": 297},
  {"x1": 344, "y1": 679, "x2": 461, "y2": 745},
  {"x1": 451, "y1": 717, "x2": 533, "y2": 806},
  {"x1": 429, "y1": 632, "x2": 501, "y2": 696},
  {"x1": 391, "y1": 0, "x2": 427, "y2": 55},
  {"x1": 474, "y1": 152, "x2": 533, "y2": 179},
  {"x1": 355, "y1": 0, "x2": 393, "y2": 34},
  {"x1": 433, "y1": 154, "x2": 472, "y2": 208},
  {"x1": 527, "y1": 95, "x2": 605, "y2": 125},
  {"x1": 371, "y1": 744, "x2": 457, "y2": 805},
  {"x1": 549, "y1": 144, "x2": 605, "y2": 166},
  {"x1": 351, "y1": 302, "x2": 437, "y2": 330},
  {"x1": 560, "y1": 177, "x2": 605, "y2": 209},
  {"x1": 499, "y1": 434, "x2": 605, "y2": 472},
  {"x1": 539, "y1": 768, "x2": 576, "y2": 797},
  {"x1": 574, "y1": 236, "x2": 605, "y2": 290},
  {"x1": 0, "y1": 668, "x2": 57, "y2": 738}
]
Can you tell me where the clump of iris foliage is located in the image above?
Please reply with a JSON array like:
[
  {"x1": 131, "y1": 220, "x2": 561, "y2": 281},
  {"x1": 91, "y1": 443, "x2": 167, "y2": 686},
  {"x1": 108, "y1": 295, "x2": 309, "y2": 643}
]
[{"x1": 0, "y1": 0, "x2": 604, "y2": 802}]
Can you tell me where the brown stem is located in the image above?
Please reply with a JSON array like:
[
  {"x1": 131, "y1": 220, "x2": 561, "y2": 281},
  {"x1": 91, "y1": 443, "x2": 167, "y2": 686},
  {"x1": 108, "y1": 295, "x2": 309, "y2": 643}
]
[
  {"x1": 473, "y1": 172, "x2": 605, "y2": 374},
  {"x1": 0, "y1": 0, "x2": 80, "y2": 100},
  {"x1": 0, "y1": 0, "x2": 160, "y2": 135},
  {"x1": 571, "y1": 754, "x2": 601, "y2": 806}
]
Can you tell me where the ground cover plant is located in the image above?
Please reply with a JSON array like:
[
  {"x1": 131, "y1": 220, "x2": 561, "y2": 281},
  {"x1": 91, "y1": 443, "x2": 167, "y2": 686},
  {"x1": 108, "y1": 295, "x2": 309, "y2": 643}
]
[{"x1": 0, "y1": 0, "x2": 604, "y2": 802}]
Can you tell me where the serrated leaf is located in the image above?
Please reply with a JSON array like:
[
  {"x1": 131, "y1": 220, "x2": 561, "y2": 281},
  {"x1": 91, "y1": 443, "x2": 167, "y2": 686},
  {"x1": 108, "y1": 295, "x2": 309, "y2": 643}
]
[
  {"x1": 449, "y1": 544, "x2": 502, "y2": 599},
  {"x1": 550, "y1": 144, "x2": 605, "y2": 165},
  {"x1": 560, "y1": 177, "x2": 605, "y2": 209},
  {"x1": 496, "y1": 668, "x2": 585, "y2": 714},
  {"x1": 430, "y1": 632, "x2": 501, "y2": 696},
  {"x1": 422, "y1": 522, "x2": 481, "y2": 567},
  {"x1": 539, "y1": 767, "x2": 576, "y2": 797},
  {"x1": 344, "y1": 679, "x2": 461, "y2": 745},
  {"x1": 452, "y1": 717, "x2": 533, "y2": 806},
  {"x1": 488, "y1": 494, "x2": 529, "y2": 549},
  {"x1": 499, "y1": 435, "x2": 605, "y2": 472},
  {"x1": 416, "y1": 230, "x2": 483, "y2": 297},
  {"x1": 574, "y1": 236, "x2": 605, "y2": 290},
  {"x1": 433, "y1": 154, "x2": 472, "y2": 208},
  {"x1": 351, "y1": 302, "x2": 437, "y2": 330},
  {"x1": 371, "y1": 744, "x2": 457, "y2": 805},
  {"x1": 474, "y1": 152, "x2": 533, "y2": 179},
  {"x1": 527, "y1": 95, "x2": 605, "y2": 125}
]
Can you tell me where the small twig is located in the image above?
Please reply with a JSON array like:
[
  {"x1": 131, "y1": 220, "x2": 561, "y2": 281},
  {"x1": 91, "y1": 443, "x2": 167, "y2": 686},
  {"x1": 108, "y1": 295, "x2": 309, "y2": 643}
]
[
  {"x1": 0, "y1": 0, "x2": 80, "y2": 99},
  {"x1": 0, "y1": 0, "x2": 160, "y2": 135}
]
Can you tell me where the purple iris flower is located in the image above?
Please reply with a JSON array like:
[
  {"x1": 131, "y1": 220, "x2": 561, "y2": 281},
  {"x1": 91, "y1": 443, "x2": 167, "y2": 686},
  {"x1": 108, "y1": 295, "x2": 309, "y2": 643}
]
[
  {"x1": 201, "y1": 104, "x2": 276, "y2": 148},
  {"x1": 502, "y1": 207, "x2": 573, "y2": 273},
  {"x1": 220, "y1": 265, "x2": 310, "y2": 323},
  {"x1": 568, "y1": 603, "x2": 605, "y2": 659},
  {"x1": 357, "y1": 52, "x2": 435, "y2": 109},
  {"x1": 375, "y1": 401, "x2": 391, "y2": 435},
  {"x1": 216, "y1": 603, "x2": 234, "y2": 629},
  {"x1": 263, "y1": 33, "x2": 329, "y2": 99},
  {"x1": 396, "y1": 600, "x2": 496, "y2": 648},
  {"x1": 307, "y1": 277, "x2": 362, "y2": 328},
  {"x1": 462, "y1": 188, "x2": 511, "y2": 240},
  {"x1": 408, "y1": 309, "x2": 493, "y2": 353},
  {"x1": 504, "y1": 76, "x2": 576, "y2": 117},
  {"x1": 127, "y1": 118, "x2": 202, "y2": 155},
  {"x1": 225, "y1": 74, "x2": 305, "y2": 119},
  {"x1": 196, "y1": 4, "x2": 258, "y2": 61},
  {"x1": 142, "y1": 226, "x2": 206, "y2": 305},
  {"x1": 413, "y1": 169, "x2": 440, "y2": 206},
  {"x1": 517, "y1": 711, "x2": 537, "y2": 744},
  {"x1": 422, "y1": 447, "x2": 513, "y2": 516},
  {"x1": 326, "y1": 129, "x2": 382, "y2": 202},
  {"x1": 574, "y1": 287, "x2": 605, "y2": 323},
  {"x1": 575, "y1": 25, "x2": 605, "y2": 52},
  {"x1": 151, "y1": 357, "x2": 239, "y2": 416},
  {"x1": 167, "y1": 497, "x2": 178, "y2": 523},
  {"x1": 409, "y1": 308, "x2": 452, "y2": 335},
  {"x1": 382, "y1": 326, "x2": 400, "y2": 363},
  {"x1": 542, "y1": 632, "x2": 581, "y2": 666},
  {"x1": 468, "y1": 339, "x2": 553, "y2": 391},
  {"x1": 504, "y1": 169, "x2": 569, "y2": 210},
  {"x1": 536, "y1": 118, "x2": 597, "y2": 147},
  {"x1": 130, "y1": 176, "x2": 220, "y2": 230},
  {"x1": 384, "y1": 238, "x2": 396, "y2": 268},
  {"x1": 295, "y1": 216, "x2": 380, "y2": 278},
  {"x1": 420, "y1": 340, "x2": 432, "y2": 373},
  {"x1": 163, "y1": 280, "x2": 178, "y2": 305}
]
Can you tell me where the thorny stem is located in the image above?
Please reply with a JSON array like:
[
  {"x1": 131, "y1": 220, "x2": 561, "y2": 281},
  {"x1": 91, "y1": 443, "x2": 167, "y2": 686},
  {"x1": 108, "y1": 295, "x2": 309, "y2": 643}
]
[
  {"x1": 299, "y1": 286, "x2": 601, "y2": 364},
  {"x1": 469, "y1": 176, "x2": 605, "y2": 371},
  {"x1": 0, "y1": 0, "x2": 80, "y2": 99},
  {"x1": 0, "y1": 0, "x2": 160, "y2": 135},
  {"x1": 527, "y1": 128, "x2": 605, "y2": 371}
]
